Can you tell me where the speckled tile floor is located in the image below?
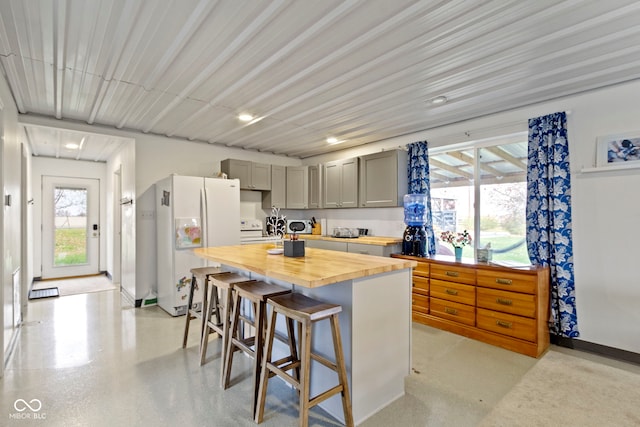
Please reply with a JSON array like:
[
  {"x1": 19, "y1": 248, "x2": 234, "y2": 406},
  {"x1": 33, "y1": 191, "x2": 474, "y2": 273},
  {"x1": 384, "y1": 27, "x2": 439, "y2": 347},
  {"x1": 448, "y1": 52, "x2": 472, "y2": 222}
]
[{"x1": 3, "y1": 285, "x2": 639, "y2": 426}]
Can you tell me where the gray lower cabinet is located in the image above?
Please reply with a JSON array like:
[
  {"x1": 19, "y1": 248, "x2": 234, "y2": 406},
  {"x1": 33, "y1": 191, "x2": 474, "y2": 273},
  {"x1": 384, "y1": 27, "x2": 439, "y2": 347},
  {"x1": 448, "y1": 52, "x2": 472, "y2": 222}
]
[
  {"x1": 221, "y1": 159, "x2": 271, "y2": 190},
  {"x1": 323, "y1": 157, "x2": 358, "y2": 208},
  {"x1": 347, "y1": 242, "x2": 401, "y2": 257},
  {"x1": 359, "y1": 149, "x2": 408, "y2": 207},
  {"x1": 304, "y1": 239, "x2": 399, "y2": 256},
  {"x1": 303, "y1": 239, "x2": 347, "y2": 252},
  {"x1": 263, "y1": 165, "x2": 286, "y2": 208}
]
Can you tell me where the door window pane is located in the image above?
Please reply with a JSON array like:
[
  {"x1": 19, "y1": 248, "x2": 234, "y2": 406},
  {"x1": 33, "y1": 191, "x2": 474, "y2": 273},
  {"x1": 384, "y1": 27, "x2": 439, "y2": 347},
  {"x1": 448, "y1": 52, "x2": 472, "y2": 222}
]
[{"x1": 54, "y1": 187, "x2": 88, "y2": 266}]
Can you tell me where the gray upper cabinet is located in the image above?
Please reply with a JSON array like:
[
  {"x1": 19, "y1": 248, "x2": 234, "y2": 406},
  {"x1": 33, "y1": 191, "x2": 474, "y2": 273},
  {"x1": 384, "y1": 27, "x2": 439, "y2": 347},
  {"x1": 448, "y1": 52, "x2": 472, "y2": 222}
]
[
  {"x1": 262, "y1": 165, "x2": 286, "y2": 208},
  {"x1": 221, "y1": 159, "x2": 271, "y2": 190},
  {"x1": 286, "y1": 166, "x2": 309, "y2": 209},
  {"x1": 323, "y1": 157, "x2": 358, "y2": 208},
  {"x1": 358, "y1": 150, "x2": 408, "y2": 207},
  {"x1": 308, "y1": 164, "x2": 322, "y2": 209}
]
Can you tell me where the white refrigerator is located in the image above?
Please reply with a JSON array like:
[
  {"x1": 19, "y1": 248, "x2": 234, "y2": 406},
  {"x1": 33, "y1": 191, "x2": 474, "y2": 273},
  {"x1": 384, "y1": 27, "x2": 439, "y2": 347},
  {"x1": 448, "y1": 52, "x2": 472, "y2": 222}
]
[{"x1": 155, "y1": 174, "x2": 240, "y2": 316}]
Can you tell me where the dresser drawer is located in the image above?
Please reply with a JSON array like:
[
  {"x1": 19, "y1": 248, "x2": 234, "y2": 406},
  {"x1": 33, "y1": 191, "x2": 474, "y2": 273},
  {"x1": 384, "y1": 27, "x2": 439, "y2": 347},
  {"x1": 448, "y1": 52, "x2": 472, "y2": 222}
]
[
  {"x1": 430, "y1": 297, "x2": 475, "y2": 326},
  {"x1": 477, "y1": 308, "x2": 536, "y2": 342},
  {"x1": 430, "y1": 279, "x2": 475, "y2": 306},
  {"x1": 477, "y1": 287, "x2": 536, "y2": 318},
  {"x1": 476, "y1": 269, "x2": 537, "y2": 294},
  {"x1": 413, "y1": 261, "x2": 429, "y2": 278},
  {"x1": 412, "y1": 275, "x2": 429, "y2": 296},
  {"x1": 431, "y1": 264, "x2": 476, "y2": 285},
  {"x1": 412, "y1": 292, "x2": 429, "y2": 314}
]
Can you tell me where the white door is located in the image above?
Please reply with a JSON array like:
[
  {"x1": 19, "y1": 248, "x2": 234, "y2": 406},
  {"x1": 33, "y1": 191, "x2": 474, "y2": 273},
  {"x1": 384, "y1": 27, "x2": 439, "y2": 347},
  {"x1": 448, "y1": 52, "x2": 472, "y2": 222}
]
[{"x1": 42, "y1": 176, "x2": 100, "y2": 279}]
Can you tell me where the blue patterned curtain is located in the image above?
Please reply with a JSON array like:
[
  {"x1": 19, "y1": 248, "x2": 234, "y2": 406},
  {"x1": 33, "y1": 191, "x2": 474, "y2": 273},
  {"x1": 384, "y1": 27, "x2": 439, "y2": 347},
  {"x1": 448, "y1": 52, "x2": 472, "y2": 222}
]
[
  {"x1": 407, "y1": 141, "x2": 436, "y2": 256},
  {"x1": 526, "y1": 112, "x2": 578, "y2": 338}
]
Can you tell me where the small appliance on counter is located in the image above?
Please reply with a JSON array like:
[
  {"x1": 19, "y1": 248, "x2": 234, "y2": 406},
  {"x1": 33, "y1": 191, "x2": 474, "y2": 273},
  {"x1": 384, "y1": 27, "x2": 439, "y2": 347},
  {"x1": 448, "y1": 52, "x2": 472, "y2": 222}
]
[
  {"x1": 286, "y1": 219, "x2": 313, "y2": 234},
  {"x1": 332, "y1": 227, "x2": 360, "y2": 238}
]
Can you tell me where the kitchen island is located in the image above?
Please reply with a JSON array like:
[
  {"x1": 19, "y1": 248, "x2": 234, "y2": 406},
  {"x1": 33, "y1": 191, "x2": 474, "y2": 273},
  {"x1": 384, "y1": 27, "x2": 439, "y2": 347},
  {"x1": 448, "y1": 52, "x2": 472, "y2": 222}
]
[{"x1": 194, "y1": 243, "x2": 416, "y2": 425}]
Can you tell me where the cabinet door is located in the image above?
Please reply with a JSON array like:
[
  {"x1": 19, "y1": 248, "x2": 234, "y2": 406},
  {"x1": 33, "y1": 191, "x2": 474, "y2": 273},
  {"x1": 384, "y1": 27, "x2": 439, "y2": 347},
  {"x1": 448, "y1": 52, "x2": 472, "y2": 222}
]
[
  {"x1": 359, "y1": 150, "x2": 401, "y2": 207},
  {"x1": 251, "y1": 162, "x2": 271, "y2": 190},
  {"x1": 286, "y1": 166, "x2": 309, "y2": 208},
  {"x1": 221, "y1": 159, "x2": 252, "y2": 189},
  {"x1": 304, "y1": 239, "x2": 347, "y2": 252},
  {"x1": 340, "y1": 158, "x2": 359, "y2": 208},
  {"x1": 263, "y1": 165, "x2": 285, "y2": 208},
  {"x1": 308, "y1": 164, "x2": 321, "y2": 209},
  {"x1": 323, "y1": 161, "x2": 342, "y2": 208}
]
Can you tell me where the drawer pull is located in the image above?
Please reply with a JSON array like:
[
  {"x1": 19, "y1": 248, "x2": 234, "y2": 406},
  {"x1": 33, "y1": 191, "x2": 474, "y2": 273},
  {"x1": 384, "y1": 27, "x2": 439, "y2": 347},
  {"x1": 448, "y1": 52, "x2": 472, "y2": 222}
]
[
  {"x1": 496, "y1": 320, "x2": 512, "y2": 328},
  {"x1": 444, "y1": 307, "x2": 458, "y2": 315},
  {"x1": 496, "y1": 278, "x2": 513, "y2": 285},
  {"x1": 496, "y1": 298, "x2": 513, "y2": 306},
  {"x1": 445, "y1": 289, "x2": 458, "y2": 296},
  {"x1": 445, "y1": 271, "x2": 459, "y2": 277}
]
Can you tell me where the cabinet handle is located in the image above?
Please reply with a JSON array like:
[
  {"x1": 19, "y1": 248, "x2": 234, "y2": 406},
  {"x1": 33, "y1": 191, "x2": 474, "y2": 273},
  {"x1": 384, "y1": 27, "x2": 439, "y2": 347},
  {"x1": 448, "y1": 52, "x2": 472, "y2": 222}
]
[
  {"x1": 445, "y1": 271, "x2": 459, "y2": 277},
  {"x1": 496, "y1": 320, "x2": 512, "y2": 328},
  {"x1": 445, "y1": 289, "x2": 458, "y2": 296},
  {"x1": 496, "y1": 298, "x2": 513, "y2": 306},
  {"x1": 496, "y1": 278, "x2": 512, "y2": 285},
  {"x1": 444, "y1": 307, "x2": 458, "y2": 315}
]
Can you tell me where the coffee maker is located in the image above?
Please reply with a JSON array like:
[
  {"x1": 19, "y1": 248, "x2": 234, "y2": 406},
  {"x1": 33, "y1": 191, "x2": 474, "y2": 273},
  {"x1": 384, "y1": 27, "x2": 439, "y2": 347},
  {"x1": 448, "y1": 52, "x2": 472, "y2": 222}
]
[{"x1": 402, "y1": 194, "x2": 428, "y2": 257}]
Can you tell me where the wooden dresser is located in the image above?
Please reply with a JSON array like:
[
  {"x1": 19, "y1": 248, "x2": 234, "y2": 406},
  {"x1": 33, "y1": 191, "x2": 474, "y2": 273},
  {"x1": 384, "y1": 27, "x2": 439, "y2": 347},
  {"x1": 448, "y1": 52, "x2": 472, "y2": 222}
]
[{"x1": 392, "y1": 254, "x2": 550, "y2": 357}]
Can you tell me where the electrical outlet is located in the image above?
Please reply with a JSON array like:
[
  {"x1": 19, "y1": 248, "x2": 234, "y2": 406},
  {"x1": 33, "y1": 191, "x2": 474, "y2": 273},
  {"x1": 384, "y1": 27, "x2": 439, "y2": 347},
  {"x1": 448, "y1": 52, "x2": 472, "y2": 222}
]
[{"x1": 141, "y1": 210, "x2": 155, "y2": 219}]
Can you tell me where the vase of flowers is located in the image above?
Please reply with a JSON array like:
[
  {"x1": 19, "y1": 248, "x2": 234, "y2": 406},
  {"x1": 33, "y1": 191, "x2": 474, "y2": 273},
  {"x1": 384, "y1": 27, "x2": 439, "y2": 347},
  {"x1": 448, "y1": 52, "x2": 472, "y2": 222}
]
[{"x1": 439, "y1": 230, "x2": 472, "y2": 261}]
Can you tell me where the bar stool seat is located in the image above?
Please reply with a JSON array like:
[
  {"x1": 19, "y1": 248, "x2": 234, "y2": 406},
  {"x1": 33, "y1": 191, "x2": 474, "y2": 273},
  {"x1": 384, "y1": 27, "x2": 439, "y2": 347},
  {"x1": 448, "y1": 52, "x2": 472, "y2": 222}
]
[
  {"x1": 182, "y1": 266, "x2": 223, "y2": 349},
  {"x1": 222, "y1": 280, "x2": 291, "y2": 414},
  {"x1": 255, "y1": 293, "x2": 354, "y2": 427},
  {"x1": 199, "y1": 272, "x2": 254, "y2": 367}
]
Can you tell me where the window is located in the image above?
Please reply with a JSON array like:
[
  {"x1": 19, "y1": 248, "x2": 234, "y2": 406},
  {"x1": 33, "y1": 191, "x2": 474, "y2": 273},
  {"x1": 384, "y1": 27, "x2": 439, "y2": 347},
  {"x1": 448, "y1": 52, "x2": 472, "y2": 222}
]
[{"x1": 430, "y1": 134, "x2": 529, "y2": 264}]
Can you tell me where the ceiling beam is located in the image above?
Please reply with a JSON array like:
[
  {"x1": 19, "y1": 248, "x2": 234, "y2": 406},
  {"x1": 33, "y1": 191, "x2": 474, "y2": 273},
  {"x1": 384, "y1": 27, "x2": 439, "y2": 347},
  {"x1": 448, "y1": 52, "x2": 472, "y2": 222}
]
[
  {"x1": 429, "y1": 158, "x2": 473, "y2": 180},
  {"x1": 485, "y1": 146, "x2": 527, "y2": 170}
]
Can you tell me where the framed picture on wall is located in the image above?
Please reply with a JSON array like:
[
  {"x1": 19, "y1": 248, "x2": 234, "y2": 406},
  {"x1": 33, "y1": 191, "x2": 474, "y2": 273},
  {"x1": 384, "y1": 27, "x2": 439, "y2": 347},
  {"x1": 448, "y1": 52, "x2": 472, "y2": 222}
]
[{"x1": 596, "y1": 132, "x2": 640, "y2": 168}]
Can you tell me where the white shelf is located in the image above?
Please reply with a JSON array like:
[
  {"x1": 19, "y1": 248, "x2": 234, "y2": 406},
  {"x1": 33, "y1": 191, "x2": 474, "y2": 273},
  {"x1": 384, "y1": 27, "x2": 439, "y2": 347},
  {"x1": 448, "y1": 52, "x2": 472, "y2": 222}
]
[{"x1": 580, "y1": 162, "x2": 640, "y2": 173}]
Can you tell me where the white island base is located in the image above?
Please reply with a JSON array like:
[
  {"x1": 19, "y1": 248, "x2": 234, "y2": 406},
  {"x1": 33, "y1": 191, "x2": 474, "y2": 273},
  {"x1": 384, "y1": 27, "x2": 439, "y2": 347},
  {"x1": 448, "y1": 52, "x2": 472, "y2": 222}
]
[{"x1": 235, "y1": 268, "x2": 411, "y2": 425}]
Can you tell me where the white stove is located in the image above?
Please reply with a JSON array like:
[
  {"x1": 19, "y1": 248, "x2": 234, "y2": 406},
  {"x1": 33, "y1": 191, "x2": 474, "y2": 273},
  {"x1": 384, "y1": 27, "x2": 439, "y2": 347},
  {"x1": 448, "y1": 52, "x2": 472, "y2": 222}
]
[{"x1": 240, "y1": 218, "x2": 282, "y2": 245}]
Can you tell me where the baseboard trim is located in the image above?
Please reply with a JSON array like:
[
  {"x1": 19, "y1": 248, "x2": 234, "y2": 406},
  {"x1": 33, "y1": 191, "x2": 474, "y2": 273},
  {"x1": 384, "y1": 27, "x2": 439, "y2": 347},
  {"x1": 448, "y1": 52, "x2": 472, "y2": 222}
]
[
  {"x1": 105, "y1": 271, "x2": 112, "y2": 280},
  {"x1": 552, "y1": 334, "x2": 640, "y2": 365}
]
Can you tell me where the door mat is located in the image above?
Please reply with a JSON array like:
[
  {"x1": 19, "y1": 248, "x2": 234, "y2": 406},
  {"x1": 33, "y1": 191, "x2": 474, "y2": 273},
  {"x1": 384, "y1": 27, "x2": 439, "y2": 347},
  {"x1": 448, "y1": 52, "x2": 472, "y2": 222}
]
[{"x1": 28, "y1": 287, "x2": 60, "y2": 300}]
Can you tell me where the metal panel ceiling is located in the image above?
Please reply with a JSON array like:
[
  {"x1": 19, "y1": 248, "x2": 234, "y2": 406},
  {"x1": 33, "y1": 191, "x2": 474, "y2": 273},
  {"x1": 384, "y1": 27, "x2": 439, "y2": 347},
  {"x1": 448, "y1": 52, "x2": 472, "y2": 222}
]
[{"x1": 2, "y1": 0, "x2": 640, "y2": 162}]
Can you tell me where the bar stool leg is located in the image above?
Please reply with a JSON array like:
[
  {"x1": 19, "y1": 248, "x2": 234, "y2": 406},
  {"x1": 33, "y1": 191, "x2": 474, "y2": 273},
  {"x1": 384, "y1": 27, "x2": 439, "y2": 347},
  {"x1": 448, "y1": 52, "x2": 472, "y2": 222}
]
[
  {"x1": 199, "y1": 282, "x2": 221, "y2": 366},
  {"x1": 182, "y1": 273, "x2": 197, "y2": 348},
  {"x1": 331, "y1": 314, "x2": 353, "y2": 427},
  {"x1": 255, "y1": 308, "x2": 278, "y2": 423},
  {"x1": 299, "y1": 319, "x2": 312, "y2": 427},
  {"x1": 219, "y1": 286, "x2": 233, "y2": 386},
  {"x1": 222, "y1": 290, "x2": 241, "y2": 389}
]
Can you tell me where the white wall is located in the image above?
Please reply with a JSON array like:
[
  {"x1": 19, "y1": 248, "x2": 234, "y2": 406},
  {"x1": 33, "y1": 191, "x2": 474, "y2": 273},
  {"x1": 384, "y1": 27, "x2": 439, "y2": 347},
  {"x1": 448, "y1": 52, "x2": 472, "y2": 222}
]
[
  {"x1": 30, "y1": 158, "x2": 108, "y2": 277},
  {"x1": 304, "y1": 79, "x2": 640, "y2": 354},
  {"x1": 132, "y1": 135, "x2": 301, "y2": 301},
  {"x1": 1, "y1": 68, "x2": 22, "y2": 374}
]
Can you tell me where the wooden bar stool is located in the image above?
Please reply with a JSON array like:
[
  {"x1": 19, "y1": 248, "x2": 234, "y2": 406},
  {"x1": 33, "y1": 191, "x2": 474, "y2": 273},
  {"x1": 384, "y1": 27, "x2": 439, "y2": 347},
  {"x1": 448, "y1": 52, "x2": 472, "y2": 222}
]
[
  {"x1": 255, "y1": 293, "x2": 353, "y2": 427},
  {"x1": 182, "y1": 266, "x2": 223, "y2": 349},
  {"x1": 222, "y1": 281, "x2": 291, "y2": 413},
  {"x1": 199, "y1": 272, "x2": 254, "y2": 367}
]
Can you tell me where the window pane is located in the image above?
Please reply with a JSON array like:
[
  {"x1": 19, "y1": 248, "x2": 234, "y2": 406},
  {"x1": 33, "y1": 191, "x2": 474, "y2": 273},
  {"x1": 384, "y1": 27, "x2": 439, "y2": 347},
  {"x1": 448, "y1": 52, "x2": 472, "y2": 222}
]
[
  {"x1": 478, "y1": 143, "x2": 530, "y2": 264},
  {"x1": 430, "y1": 147, "x2": 475, "y2": 258},
  {"x1": 54, "y1": 187, "x2": 88, "y2": 266}
]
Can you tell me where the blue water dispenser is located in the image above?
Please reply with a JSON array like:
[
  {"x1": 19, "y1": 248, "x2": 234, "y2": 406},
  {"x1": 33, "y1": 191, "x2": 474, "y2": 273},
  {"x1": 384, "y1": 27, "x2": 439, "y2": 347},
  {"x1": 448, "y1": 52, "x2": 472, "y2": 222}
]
[{"x1": 402, "y1": 194, "x2": 428, "y2": 257}]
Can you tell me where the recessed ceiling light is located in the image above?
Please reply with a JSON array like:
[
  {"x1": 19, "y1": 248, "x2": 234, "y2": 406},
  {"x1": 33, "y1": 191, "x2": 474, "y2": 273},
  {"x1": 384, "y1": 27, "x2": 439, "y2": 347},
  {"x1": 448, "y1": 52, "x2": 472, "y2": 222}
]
[
  {"x1": 238, "y1": 113, "x2": 254, "y2": 122},
  {"x1": 430, "y1": 96, "x2": 448, "y2": 105},
  {"x1": 65, "y1": 143, "x2": 79, "y2": 149},
  {"x1": 326, "y1": 137, "x2": 339, "y2": 144}
]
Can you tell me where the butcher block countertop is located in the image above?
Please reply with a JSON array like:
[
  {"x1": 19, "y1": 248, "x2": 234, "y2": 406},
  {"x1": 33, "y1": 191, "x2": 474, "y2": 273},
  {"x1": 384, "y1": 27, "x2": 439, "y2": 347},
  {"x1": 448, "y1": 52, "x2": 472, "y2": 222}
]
[
  {"x1": 297, "y1": 234, "x2": 402, "y2": 246},
  {"x1": 193, "y1": 243, "x2": 415, "y2": 288}
]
